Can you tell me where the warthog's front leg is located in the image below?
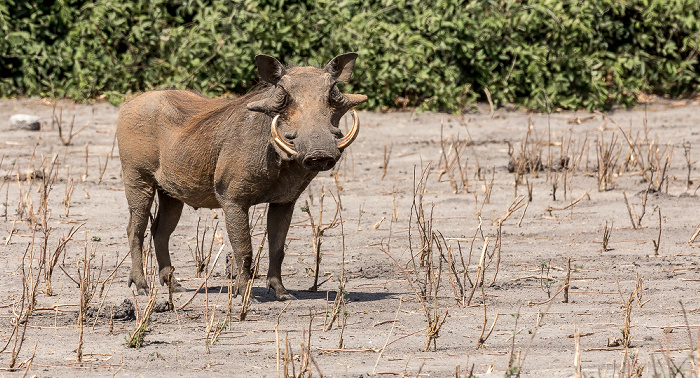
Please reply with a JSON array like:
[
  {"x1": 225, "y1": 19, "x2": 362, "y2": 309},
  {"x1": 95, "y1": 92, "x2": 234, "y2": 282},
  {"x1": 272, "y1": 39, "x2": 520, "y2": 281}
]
[
  {"x1": 267, "y1": 202, "x2": 296, "y2": 300},
  {"x1": 222, "y1": 204, "x2": 253, "y2": 298}
]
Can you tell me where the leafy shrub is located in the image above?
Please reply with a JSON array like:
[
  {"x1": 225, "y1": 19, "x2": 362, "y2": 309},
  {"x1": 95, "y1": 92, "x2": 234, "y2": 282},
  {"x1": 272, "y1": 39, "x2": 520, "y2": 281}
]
[{"x1": 1, "y1": 0, "x2": 700, "y2": 111}]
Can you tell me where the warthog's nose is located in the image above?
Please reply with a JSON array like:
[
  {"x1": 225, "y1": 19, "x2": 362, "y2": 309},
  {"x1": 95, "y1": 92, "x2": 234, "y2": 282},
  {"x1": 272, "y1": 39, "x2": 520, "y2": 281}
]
[{"x1": 303, "y1": 153, "x2": 336, "y2": 171}]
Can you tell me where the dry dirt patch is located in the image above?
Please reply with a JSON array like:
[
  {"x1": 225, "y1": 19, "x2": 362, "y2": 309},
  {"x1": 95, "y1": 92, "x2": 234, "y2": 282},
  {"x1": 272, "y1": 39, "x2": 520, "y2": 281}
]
[{"x1": 1, "y1": 98, "x2": 700, "y2": 377}]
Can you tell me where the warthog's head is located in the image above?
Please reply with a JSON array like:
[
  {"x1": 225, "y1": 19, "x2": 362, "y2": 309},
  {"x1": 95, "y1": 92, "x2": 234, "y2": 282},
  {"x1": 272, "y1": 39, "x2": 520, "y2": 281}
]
[{"x1": 246, "y1": 53, "x2": 367, "y2": 171}]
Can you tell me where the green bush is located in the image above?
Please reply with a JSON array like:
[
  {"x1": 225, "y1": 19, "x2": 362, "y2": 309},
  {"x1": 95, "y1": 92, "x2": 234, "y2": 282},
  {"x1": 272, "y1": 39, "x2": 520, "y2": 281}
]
[{"x1": 2, "y1": 0, "x2": 700, "y2": 111}]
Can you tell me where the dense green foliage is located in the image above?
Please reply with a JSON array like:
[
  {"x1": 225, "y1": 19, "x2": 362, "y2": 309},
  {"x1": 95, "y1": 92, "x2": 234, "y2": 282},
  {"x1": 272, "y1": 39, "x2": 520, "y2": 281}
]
[{"x1": 2, "y1": 0, "x2": 700, "y2": 111}]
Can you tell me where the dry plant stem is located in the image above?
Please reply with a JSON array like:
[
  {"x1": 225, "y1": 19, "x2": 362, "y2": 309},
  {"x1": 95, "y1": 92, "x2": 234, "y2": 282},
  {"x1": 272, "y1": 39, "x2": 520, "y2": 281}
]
[
  {"x1": 484, "y1": 88, "x2": 494, "y2": 117},
  {"x1": 574, "y1": 324, "x2": 582, "y2": 378},
  {"x1": 674, "y1": 308, "x2": 700, "y2": 377},
  {"x1": 204, "y1": 285, "x2": 225, "y2": 352},
  {"x1": 76, "y1": 240, "x2": 103, "y2": 362},
  {"x1": 506, "y1": 306, "x2": 522, "y2": 375},
  {"x1": 652, "y1": 208, "x2": 662, "y2": 256},
  {"x1": 337, "y1": 311, "x2": 349, "y2": 349},
  {"x1": 424, "y1": 304, "x2": 448, "y2": 352},
  {"x1": 56, "y1": 112, "x2": 89, "y2": 146},
  {"x1": 45, "y1": 223, "x2": 84, "y2": 296},
  {"x1": 63, "y1": 178, "x2": 75, "y2": 217},
  {"x1": 323, "y1": 277, "x2": 348, "y2": 332},
  {"x1": 683, "y1": 140, "x2": 693, "y2": 191},
  {"x1": 240, "y1": 231, "x2": 267, "y2": 321},
  {"x1": 408, "y1": 164, "x2": 433, "y2": 269},
  {"x1": 283, "y1": 311, "x2": 317, "y2": 377},
  {"x1": 466, "y1": 237, "x2": 489, "y2": 306},
  {"x1": 689, "y1": 223, "x2": 700, "y2": 245},
  {"x1": 193, "y1": 217, "x2": 206, "y2": 277},
  {"x1": 516, "y1": 200, "x2": 529, "y2": 227},
  {"x1": 438, "y1": 120, "x2": 459, "y2": 193},
  {"x1": 381, "y1": 142, "x2": 392, "y2": 180},
  {"x1": 126, "y1": 288, "x2": 158, "y2": 348},
  {"x1": 83, "y1": 143, "x2": 88, "y2": 181},
  {"x1": 460, "y1": 216, "x2": 482, "y2": 291},
  {"x1": 167, "y1": 267, "x2": 175, "y2": 311},
  {"x1": 3, "y1": 161, "x2": 16, "y2": 221},
  {"x1": 450, "y1": 134, "x2": 470, "y2": 194},
  {"x1": 476, "y1": 286, "x2": 499, "y2": 349},
  {"x1": 9, "y1": 241, "x2": 41, "y2": 370},
  {"x1": 372, "y1": 297, "x2": 402, "y2": 374},
  {"x1": 192, "y1": 217, "x2": 218, "y2": 278},
  {"x1": 527, "y1": 284, "x2": 567, "y2": 306},
  {"x1": 544, "y1": 191, "x2": 590, "y2": 215},
  {"x1": 303, "y1": 186, "x2": 340, "y2": 291},
  {"x1": 380, "y1": 247, "x2": 446, "y2": 351},
  {"x1": 324, "y1": 191, "x2": 348, "y2": 334},
  {"x1": 596, "y1": 132, "x2": 620, "y2": 191},
  {"x1": 602, "y1": 220, "x2": 613, "y2": 252},
  {"x1": 613, "y1": 120, "x2": 648, "y2": 181},
  {"x1": 207, "y1": 294, "x2": 229, "y2": 349},
  {"x1": 423, "y1": 229, "x2": 448, "y2": 351},
  {"x1": 110, "y1": 131, "x2": 118, "y2": 158},
  {"x1": 283, "y1": 333, "x2": 293, "y2": 377},
  {"x1": 91, "y1": 269, "x2": 117, "y2": 330},
  {"x1": 98, "y1": 247, "x2": 131, "y2": 297},
  {"x1": 489, "y1": 196, "x2": 526, "y2": 285},
  {"x1": 637, "y1": 186, "x2": 650, "y2": 228},
  {"x1": 177, "y1": 243, "x2": 225, "y2": 311},
  {"x1": 616, "y1": 274, "x2": 648, "y2": 348},
  {"x1": 622, "y1": 191, "x2": 638, "y2": 230},
  {"x1": 20, "y1": 342, "x2": 37, "y2": 378},
  {"x1": 97, "y1": 152, "x2": 109, "y2": 184},
  {"x1": 356, "y1": 201, "x2": 364, "y2": 232},
  {"x1": 275, "y1": 300, "x2": 293, "y2": 378},
  {"x1": 563, "y1": 257, "x2": 572, "y2": 303},
  {"x1": 441, "y1": 235, "x2": 465, "y2": 305},
  {"x1": 516, "y1": 287, "x2": 562, "y2": 377},
  {"x1": 131, "y1": 289, "x2": 141, "y2": 324}
]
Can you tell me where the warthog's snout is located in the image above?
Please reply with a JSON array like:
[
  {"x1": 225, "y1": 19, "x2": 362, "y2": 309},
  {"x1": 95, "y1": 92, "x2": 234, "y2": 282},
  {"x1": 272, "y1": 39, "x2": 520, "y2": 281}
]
[{"x1": 303, "y1": 152, "x2": 337, "y2": 171}]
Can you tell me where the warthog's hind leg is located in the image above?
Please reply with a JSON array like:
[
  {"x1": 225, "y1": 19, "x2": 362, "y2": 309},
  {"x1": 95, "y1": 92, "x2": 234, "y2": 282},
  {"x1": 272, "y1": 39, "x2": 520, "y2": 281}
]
[
  {"x1": 124, "y1": 182, "x2": 155, "y2": 295},
  {"x1": 267, "y1": 202, "x2": 296, "y2": 301},
  {"x1": 152, "y1": 189, "x2": 185, "y2": 292}
]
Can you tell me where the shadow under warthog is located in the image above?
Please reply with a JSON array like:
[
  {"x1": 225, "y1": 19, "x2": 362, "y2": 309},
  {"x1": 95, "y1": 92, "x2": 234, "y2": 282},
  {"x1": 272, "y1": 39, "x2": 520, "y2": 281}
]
[{"x1": 191, "y1": 285, "x2": 400, "y2": 303}]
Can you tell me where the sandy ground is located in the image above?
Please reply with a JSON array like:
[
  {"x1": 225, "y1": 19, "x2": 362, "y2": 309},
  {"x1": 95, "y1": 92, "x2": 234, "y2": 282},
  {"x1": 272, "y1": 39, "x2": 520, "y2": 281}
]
[{"x1": 1, "y1": 97, "x2": 700, "y2": 377}]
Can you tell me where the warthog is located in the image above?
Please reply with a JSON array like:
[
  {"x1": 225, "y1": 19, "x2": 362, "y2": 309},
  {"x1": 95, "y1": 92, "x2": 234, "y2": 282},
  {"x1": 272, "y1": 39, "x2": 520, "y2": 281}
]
[{"x1": 116, "y1": 53, "x2": 367, "y2": 300}]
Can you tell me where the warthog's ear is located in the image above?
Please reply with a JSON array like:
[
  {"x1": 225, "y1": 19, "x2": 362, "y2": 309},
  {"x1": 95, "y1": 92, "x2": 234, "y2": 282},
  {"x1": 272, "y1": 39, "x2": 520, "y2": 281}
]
[
  {"x1": 325, "y1": 52, "x2": 358, "y2": 82},
  {"x1": 255, "y1": 54, "x2": 285, "y2": 85}
]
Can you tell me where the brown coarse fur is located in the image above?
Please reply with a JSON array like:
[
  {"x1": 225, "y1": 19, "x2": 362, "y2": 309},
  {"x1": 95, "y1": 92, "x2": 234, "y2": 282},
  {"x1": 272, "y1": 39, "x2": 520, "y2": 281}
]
[{"x1": 116, "y1": 53, "x2": 367, "y2": 300}]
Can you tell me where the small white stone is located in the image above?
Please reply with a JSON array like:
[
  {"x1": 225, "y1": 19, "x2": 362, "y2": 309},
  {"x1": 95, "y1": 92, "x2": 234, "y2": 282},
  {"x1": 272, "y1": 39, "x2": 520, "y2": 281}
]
[{"x1": 9, "y1": 114, "x2": 41, "y2": 131}]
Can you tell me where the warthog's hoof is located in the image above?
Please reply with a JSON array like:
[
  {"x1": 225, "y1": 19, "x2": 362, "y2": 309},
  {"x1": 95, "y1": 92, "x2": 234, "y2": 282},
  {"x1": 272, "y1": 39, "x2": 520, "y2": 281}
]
[
  {"x1": 277, "y1": 292, "x2": 296, "y2": 301},
  {"x1": 170, "y1": 280, "x2": 186, "y2": 293},
  {"x1": 128, "y1": 279, "x2": 149, "y2": 296}
]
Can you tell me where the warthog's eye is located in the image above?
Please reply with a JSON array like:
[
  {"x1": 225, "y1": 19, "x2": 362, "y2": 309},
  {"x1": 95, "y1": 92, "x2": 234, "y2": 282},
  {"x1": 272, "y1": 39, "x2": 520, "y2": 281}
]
[
  {"x1": 329, "y1": 85, "x2": 345, "y2": 107},
  {"x1": 274, "y1": 88, "x2": 290, "y2": 112}
]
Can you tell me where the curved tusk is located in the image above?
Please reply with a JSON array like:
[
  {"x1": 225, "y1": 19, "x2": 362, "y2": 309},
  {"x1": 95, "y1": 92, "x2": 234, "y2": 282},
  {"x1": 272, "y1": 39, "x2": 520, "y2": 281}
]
[
  {"x1": 337, "y1": 109, "x2": 360, "y2": 150},
  {"x1": 270, "y1": 115, "x2": 298, "y2": 156}
]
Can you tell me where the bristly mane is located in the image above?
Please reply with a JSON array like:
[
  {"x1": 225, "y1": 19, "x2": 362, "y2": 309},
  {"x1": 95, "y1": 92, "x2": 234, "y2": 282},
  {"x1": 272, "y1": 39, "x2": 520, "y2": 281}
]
[{"x1": 166, "y1": 84, "x2": 275, "y2": 133}]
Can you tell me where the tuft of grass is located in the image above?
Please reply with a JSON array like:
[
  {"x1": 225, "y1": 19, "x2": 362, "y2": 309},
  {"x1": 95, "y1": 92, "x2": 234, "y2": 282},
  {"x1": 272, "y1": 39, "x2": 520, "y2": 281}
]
[{"x1": 126, "y1": 288, "x2": 158, "y2": 349}]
